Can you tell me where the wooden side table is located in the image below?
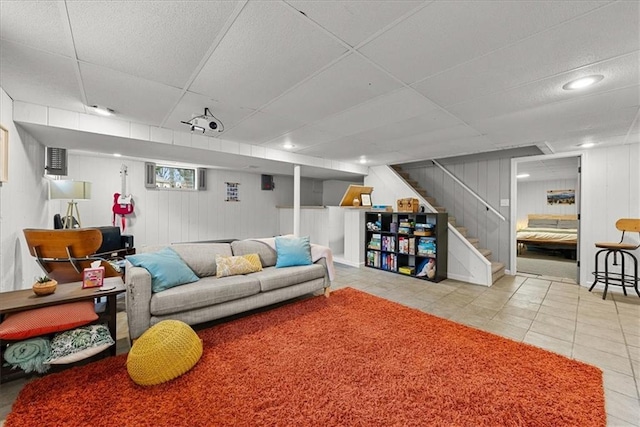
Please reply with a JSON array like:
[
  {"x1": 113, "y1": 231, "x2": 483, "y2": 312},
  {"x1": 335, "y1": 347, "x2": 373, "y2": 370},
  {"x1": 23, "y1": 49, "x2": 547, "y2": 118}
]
[{"x1": 0, "y1": 277, "x2": 125, "y2": 383}]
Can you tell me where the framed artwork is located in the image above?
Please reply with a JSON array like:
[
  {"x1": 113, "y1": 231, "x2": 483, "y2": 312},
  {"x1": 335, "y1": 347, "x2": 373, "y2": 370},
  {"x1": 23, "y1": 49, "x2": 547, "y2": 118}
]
[
  {"x1": 225, "y1": 182, "x2": 240, "y2": 202},
  {"x1": 0, "y1": 125, "x2": 7, "y2": 182},
  {"x1": 361, "y1": 193, "x2": 372, "y2": 207},
  {"x1": 547, "y1": 189, "x2": 575, "y2": 205}
]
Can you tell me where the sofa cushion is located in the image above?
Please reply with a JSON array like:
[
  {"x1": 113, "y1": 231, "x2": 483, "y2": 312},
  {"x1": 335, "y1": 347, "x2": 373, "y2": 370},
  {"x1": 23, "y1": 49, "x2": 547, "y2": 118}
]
[
  {"x1": 126, "y1": 247, "x2": 199, "y2": 293},
  {"x1": 275, "y1": 236, "x2": 312, "y2": 268},
  {"x1": 150, "y1": 275, "x2": 261, "y2": 316},
  {"x1": 231, "y1": 240, "x2": 277, "y2": 267},
  {"x1": 216, "y1": 254, "x2": 262, "y2": 278},
  {"x1": 171, "y1": 243, "x2": 233, "y2": 277},
  {"x1": 249, "y1": 264, "x2": 325, "y2": 292}
]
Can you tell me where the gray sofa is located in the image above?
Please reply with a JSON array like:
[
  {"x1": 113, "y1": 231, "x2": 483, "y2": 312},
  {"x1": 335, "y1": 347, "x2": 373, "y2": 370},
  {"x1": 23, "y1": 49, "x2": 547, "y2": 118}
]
[{"x1": 125, "y1": 239, "x2": 331, "y2": 340}]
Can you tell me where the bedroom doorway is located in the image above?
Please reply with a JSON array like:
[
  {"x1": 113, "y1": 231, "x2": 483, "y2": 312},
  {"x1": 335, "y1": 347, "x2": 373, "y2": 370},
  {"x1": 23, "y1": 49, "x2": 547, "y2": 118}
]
[{"x1": 510, "y1": 153, "x2": 582, "y2": 283}]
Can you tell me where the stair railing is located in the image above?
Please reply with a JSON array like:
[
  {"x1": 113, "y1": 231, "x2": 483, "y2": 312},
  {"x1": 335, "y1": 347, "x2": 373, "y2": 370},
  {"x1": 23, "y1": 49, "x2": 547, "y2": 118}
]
[{"x1": 432, "y1": 160, "x2": 506, "y2": 222}]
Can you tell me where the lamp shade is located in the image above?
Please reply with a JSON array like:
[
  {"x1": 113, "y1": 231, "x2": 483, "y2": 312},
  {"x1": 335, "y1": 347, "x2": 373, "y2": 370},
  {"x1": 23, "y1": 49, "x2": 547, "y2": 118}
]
[{"x1": 49, "y1": 180, "x2": 92, "y2": 200}]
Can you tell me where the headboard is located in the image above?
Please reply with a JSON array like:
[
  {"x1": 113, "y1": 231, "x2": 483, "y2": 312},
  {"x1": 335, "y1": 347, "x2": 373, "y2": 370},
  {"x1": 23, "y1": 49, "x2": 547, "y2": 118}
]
[{"x1": 527, "y1": 214, "x2": 578, "y2": 229}]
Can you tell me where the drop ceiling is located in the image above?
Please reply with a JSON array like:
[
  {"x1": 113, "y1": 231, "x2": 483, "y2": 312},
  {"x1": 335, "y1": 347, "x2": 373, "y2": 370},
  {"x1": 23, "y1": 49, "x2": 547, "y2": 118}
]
[{"x1": 1, "y1": 0, "x2": 638, "y2": 179}]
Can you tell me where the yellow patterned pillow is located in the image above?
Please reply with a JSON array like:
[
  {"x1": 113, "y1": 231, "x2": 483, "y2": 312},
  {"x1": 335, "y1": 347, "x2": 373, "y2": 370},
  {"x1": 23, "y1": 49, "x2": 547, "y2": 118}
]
[{"x1": 215, "y1": 253, "x2": 263, "y2": 278}]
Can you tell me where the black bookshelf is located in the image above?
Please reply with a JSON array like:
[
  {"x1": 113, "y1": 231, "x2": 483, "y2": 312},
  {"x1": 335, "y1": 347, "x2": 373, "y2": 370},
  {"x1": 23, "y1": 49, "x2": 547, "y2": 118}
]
[{"x1": 364, "y1": 211, "x2": 448, "y2": 282}]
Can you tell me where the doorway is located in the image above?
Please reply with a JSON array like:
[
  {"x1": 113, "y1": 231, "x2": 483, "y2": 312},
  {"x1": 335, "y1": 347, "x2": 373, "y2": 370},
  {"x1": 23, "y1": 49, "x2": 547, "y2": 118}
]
[{"x1": 510, "y1": 153, "x2": 583, "y2": 283}]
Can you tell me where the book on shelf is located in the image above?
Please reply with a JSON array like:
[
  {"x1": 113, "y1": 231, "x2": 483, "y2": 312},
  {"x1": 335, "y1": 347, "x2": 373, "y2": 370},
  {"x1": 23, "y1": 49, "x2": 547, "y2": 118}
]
[
  {"x1": 417, "y1": 237, "x2": 436, "y2": 256},
  {"x1": 398, "y1": 266, "x2": 415, "y2": 275}
]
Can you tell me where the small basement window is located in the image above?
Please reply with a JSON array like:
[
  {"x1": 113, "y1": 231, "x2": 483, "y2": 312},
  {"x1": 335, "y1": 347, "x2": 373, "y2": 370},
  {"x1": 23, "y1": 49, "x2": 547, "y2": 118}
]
[{"x1": 155, "y1": 165, "x2": 196, "y2": 190}]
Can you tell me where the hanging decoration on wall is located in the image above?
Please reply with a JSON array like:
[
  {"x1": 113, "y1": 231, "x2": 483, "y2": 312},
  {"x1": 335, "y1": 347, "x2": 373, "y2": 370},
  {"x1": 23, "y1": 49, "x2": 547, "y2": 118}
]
[
  {"x1": 113, "y1": 164, "x2": 135, "y2": 230},
  {"x1": 547, "y1": 189, "x2": 575, "y2": 205},
  {"x1": 225, "y1": 182, "x2": 240, "y2": 202}
]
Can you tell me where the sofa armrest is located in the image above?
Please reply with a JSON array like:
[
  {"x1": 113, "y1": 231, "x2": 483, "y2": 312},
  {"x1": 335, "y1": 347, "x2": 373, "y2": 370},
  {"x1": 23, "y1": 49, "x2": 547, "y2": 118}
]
[
  {"x1": 125, "y1": 263, "x2": 153, "y2": 340},
  {"x1": 313, "y1": 257, "x2": 331, "y2": 287}
]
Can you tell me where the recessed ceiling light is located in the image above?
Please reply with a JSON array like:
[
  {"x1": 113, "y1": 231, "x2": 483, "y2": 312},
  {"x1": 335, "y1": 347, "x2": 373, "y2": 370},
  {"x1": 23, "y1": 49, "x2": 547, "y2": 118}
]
[
  {"x1": 359, "y1": 158, "x2": 367, "y2": 164},
  {"x1": 113, "y1": 153, "x2": 122, "y2": 157},
  {"x1": 283, "y1": 142, "x2": 295, "y2": 149},
  {"x1": 516, "y1": 173, "x2": 530, "y2": 179},
  {"x1": 562, "y1": 75, "x2": 604, "y2": 90},
  {"x1": 90, "y1": 105, "x2": 115, "y2": 116},
  {"x1": 579, "y1": 142, "x2": 595, "y2": 148}
]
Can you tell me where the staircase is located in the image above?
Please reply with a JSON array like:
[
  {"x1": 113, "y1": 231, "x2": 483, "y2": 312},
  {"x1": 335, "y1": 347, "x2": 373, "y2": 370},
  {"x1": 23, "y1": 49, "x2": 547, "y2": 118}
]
[{"x1": 392, "y1": 165, "x2": 506, "y2": 284}]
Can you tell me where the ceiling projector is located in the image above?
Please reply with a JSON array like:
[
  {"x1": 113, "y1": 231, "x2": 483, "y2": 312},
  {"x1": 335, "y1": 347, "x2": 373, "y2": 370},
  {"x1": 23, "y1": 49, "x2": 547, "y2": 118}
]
[
  {"x1": 181, "y1": 107, "x2": 224, "y2": 134},
  {"x1": 191, "y1": 116, "x2": 222, "y2": 132}
]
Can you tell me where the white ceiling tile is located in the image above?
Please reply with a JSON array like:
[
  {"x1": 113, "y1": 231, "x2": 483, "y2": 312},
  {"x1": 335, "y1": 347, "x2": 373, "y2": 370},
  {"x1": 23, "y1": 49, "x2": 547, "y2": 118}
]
[
  {"x1": 80, "y1": 63, "x2": 184, "y2": 127},
  {"x1": 318, "y1": 88, "x2": 440, "y2": 138},
  {"x1": 0, "y1": 1, "x2": 74, "y2": 57},
  {"x1": 474, "y1": 105, "x2": 639, "y2": 149},
  {"x1": 262, "y1": 53, "x2": 402, "y2": 123},
  {"x1": 286, "y1": 1, "x2": 422, "y2": 47},
  {"x1": 414, "y1": 2, "x2": 639, "y2": 107},
  {"x1": 360, "y1": 1, "x2": 610, "y2": 84},
  {"x1": 163, "y1": 91, "x2": 255, "y2": 134},
  {"x1": 0, "y1": 41, "x2": 84, "y2": 112},
  {"x1": 348, "y1": 109, "x2": 464, "y2": 142},
  {"x1": 189, "y1": 1, "x2": 347, "y2": 109},
  {"x1": 67, "y1": 1, "x2": 239, "y2": 87},
  {"x1": 298, "y1": 136, "x2": 386, "y2": 161},
  {"x1": 223, "y1": 111, "x2": 304, "y2": 144},
  {"x1": 262, "y1": 125, "x2": 342, "y2": 151},
  {"x1": 447, "y1": 55, "x2": 640, "y2": 123},
  {"x1": 387, "y1": 125, "x2": 482, "y2": 151}
]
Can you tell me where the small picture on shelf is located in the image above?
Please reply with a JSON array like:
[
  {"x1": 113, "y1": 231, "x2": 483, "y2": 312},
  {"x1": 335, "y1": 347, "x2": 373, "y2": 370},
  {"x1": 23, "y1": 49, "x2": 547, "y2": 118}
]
[
  {"x1": 416, "y1": 258, "x2": 436, "y2": 279},
  {"x1": 360, "y1": 193, "x2": 372, "y2": 207}
]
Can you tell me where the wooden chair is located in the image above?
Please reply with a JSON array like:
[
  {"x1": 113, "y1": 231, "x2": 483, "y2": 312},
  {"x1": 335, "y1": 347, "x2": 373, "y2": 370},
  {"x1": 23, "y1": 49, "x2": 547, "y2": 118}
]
[
  {"x1": 590, "y1": 219, "x2": 640, "y2": 300},
  {"x1": 23, "y1": 229, "x2": 121, "y2": 284}
]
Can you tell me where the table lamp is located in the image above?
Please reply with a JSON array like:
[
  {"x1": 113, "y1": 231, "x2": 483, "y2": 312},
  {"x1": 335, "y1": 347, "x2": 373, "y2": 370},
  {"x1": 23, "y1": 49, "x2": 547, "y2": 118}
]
[{"x1": 49, "y1": 180, "x2": 92, "y2": 228}]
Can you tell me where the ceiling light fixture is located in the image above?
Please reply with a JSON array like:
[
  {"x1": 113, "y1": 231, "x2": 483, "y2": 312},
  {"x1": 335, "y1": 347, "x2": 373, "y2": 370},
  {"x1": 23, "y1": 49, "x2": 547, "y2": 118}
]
[
  {"x1": 562, "y1": 75, "x2": 604, "y2": 90},
  {"x1": 90, "y1": 105, "x2": 115, "y2": 116},
  {"x1": 283, "y1": 142, "x2": 295, "y2": 149},
  {"x1": 359, "y1": 158, "x2": 367, "y2": 164},
  {"x1": 113, "y1": 153, "x2": 122, "y2": 157},
  {"x1": 516, "y1": 173, "x2": 530, "y2": 179},
  {"x1": 579, "y1": 142, "x2": 595, "y2": 148}
]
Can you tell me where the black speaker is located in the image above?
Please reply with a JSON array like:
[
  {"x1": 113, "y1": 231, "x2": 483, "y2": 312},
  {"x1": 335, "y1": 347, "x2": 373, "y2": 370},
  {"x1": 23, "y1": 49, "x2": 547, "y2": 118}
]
[
  {"x1": 261, "y1": 174, "x2": 274, "y2": 191},
  {"x1": 121, "y1": 235, "x2": 134, "y2": 249},
  {"x1": 95, "y1": 226, "x2": 122, "y2": 253}
]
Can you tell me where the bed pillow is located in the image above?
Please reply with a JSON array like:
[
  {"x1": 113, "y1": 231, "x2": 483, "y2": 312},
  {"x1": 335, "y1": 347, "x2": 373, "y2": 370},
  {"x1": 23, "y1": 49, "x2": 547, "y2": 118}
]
[
  {"x1": 46, "y1": 324, "x2": 115, "y2": 364},
  {"x1": 126, "y1": 247, "x2": 199, "y2": 293},
  {"x1": 215, "y1": 254, "x2": 263, "y2": 278},
  {"x1": 558, "y1": 219, "x2": 578, "y2": 229},
  {"x1": 0, "y1": 301, "x2": 98, "y2": 340},
  {"x1": 275, "y1": 236, "x2": 312, "y2": 268},
  {"x1": 528, "y1": 218, "x2": 559, "y2": 228}
]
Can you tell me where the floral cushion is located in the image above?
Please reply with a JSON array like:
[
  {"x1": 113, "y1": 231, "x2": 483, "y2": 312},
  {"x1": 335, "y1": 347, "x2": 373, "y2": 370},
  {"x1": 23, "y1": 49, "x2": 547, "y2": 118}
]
[
  {"x1": 45, "y1": 324, "x2": 115, "y2": 364},
  {"x1": 215, "y1": 253, "x2": 263, "y2": 278}
]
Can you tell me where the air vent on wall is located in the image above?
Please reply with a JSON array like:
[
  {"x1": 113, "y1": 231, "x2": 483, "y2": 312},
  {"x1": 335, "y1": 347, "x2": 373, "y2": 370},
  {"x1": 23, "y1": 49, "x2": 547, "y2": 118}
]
[
  {"x1": 45, "y1": 147, "x2": 67, "y2": 176},
  {"x1": 144, "y1": 162, "x2": 156, "y2": 188}
]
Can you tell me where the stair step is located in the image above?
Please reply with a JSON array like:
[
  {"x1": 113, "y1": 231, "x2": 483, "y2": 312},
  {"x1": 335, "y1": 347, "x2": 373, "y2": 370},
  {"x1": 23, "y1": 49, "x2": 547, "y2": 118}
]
[
  {"x1": 479, "y1": 248, "x2": 492, "y2": 261},
  {"x1": 399, "y1": 171, "x2": 411, "y2": 179},
  {"x1": 406, "y1": 179, "x2": 418, "y2": 187},
  {"x1": 467, "y1": 237, "x2": 480, "y2": 248},
  {"x1": 391, "y1": 165, "x2": 403, "y2": 171},
  {"x1": 455, "y1": 226, "x2": 467, "y2": 237},
  {"x1": 434, "y1": 206, "x2": 447, "y2": 213},
  {"x1": 491, "y1": 262, "x2": 506, "y2": 284},
  {"x1": 448, "y1": 217, "x2": 456, "y2": 226},
  {"x1": 424, "y1": 196, "x2": 436, "y2": 205}
]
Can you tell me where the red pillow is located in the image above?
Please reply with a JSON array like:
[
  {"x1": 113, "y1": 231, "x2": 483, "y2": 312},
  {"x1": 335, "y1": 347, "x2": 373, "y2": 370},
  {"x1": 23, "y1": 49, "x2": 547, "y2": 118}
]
[{"x1": 0, "y1": 301, "x2": 98, "y2": 340}]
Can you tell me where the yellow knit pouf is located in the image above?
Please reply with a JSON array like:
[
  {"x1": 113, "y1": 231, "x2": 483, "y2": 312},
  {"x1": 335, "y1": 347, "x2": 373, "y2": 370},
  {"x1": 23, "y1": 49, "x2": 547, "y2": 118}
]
[{"x1": 127, "y1": 320, "x2": 203, "y2": 386}]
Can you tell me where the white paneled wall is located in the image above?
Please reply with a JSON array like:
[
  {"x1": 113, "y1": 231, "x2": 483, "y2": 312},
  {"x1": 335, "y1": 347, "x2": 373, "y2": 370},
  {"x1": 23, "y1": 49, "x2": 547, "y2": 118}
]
[
  {"x1": 63, "y1": 154, "x2": 321, "y2": 246},
  {"x1": 0, "y1": 88, "x2": 49, "y2": 291},
  {"x1": 406, "y1": 159, "x2": 512, "y2": 266},
  {"x1": 517, "y1": 178, "x2": 578, "y2": 227}
]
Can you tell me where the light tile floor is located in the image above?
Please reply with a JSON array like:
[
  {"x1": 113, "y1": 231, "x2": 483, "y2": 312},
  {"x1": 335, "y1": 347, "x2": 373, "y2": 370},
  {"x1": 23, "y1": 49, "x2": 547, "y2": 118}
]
[{"x1": 1, "y1": 266, "x2": 639, "y2": 426}]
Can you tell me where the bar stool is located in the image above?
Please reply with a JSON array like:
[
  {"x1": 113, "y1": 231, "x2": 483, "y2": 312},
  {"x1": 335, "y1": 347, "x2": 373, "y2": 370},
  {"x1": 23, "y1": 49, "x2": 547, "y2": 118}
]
[{"x1": 590, "y1": 218, "x2": 640, "y2": 300}]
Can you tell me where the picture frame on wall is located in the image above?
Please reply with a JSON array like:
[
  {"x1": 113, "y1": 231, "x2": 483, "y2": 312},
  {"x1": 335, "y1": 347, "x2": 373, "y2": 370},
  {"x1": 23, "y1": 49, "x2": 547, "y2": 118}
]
[{"x1": 0, "y1": 125, "x2": 8, "y2": 183}]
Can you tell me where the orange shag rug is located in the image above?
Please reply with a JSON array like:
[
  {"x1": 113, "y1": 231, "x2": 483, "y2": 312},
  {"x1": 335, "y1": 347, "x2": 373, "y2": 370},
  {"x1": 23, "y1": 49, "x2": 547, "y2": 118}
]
[{"x1": 6, "y1": 288, "x2": 605, "y2": 427}]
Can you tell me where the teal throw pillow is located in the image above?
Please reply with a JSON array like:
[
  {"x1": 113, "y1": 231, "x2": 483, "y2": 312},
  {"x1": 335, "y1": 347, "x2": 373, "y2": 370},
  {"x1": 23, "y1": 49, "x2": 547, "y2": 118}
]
[
  {"x1": 275, "y1": 236, "x2": 312, "y2": 268},
  {"x1": 126, "y1": 247, "x2": 199, "y2": 293}
]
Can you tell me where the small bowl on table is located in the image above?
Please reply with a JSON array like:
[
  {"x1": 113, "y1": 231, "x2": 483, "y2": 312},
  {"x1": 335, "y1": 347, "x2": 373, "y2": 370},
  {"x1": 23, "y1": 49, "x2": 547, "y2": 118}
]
[{"x1": 32, "y1": 280, "x2": 58, "y2": 296}]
